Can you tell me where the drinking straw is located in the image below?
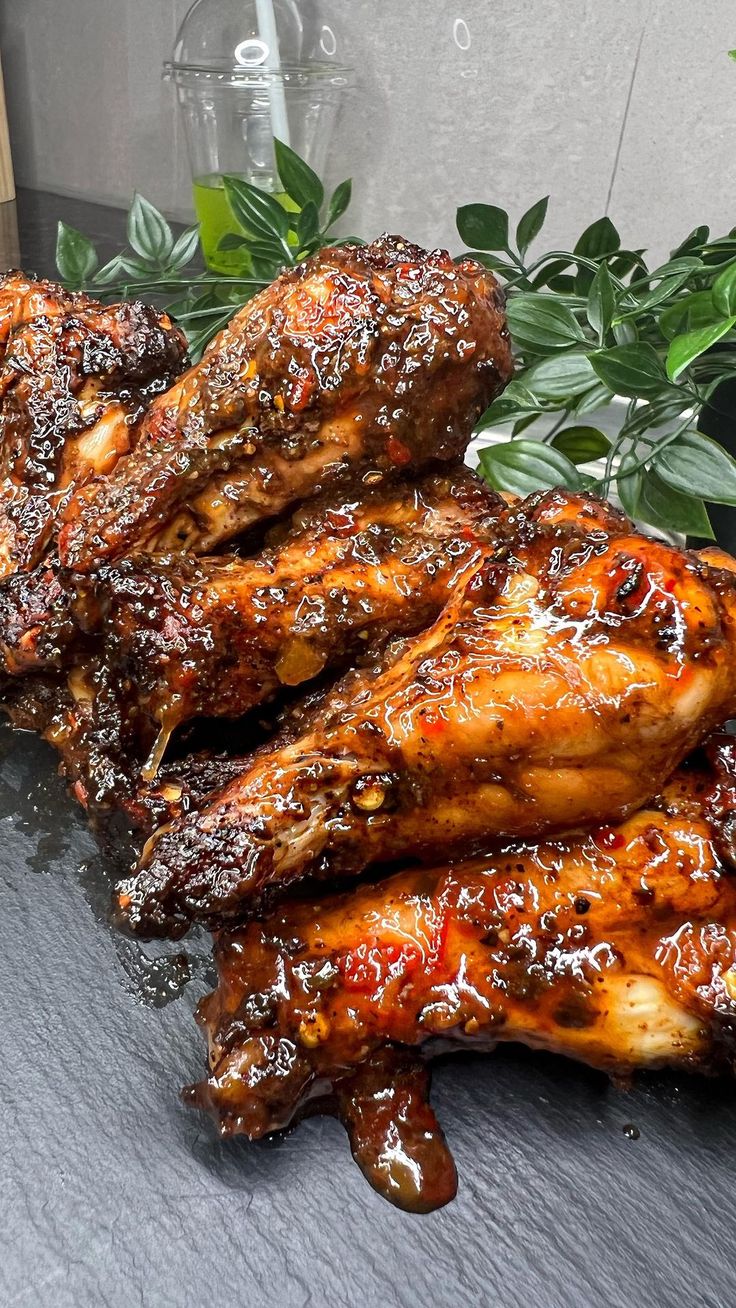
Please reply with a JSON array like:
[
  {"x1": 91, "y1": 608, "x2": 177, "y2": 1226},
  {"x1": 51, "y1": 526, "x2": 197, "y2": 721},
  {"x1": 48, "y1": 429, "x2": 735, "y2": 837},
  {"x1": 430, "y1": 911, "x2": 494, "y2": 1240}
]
[{"x1": 255, "y1": 0, "x2": 291, "y2": 148}]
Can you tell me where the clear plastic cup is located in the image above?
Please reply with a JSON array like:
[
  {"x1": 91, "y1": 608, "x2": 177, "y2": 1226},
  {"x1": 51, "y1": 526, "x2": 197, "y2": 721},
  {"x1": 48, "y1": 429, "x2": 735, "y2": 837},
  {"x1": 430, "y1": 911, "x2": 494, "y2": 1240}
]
[{"x1": 165, "y1": 0, "x2": 353, "y2": 273}]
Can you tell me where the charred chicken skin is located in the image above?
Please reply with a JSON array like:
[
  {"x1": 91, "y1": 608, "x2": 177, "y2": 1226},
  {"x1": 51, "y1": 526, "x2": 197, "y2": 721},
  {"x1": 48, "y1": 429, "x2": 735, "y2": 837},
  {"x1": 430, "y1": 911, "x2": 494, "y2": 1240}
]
[
  {"x1": 57, "y1": 236, "x2": 512, "y2": 570},
  {"x1": 0, "y1": 272, "x2": 188, "y2": 579},
  {"x1": 119, "y1": 490, "x2": 736, "y2": 938},
  {"x1": 186, "y1": 741, "x2": 736, "y2": 1213},
  {"x1": 0, "y1": 468, "x2": 502, "y2": 824},
  {"x1": 0, "y1": 465, "x2": 500, "y2": 678},
  {"x1": 3, "y1": 245, "x2": 736, "y2": 1219},
  {"x1": 60, "y1": 467, "x2": 501, "y2": 774}
]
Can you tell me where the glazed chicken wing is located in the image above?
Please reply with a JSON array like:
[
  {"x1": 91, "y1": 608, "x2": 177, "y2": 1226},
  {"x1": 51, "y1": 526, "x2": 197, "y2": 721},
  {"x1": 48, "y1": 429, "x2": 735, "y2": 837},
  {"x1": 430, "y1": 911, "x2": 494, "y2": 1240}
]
[
  {"x1": 118, "y1": 491, "x2": 736, "y2": 937},
  {"x1": 185, "y1": 738, "x2": 736, "y2": 1212},
  {"x1": 0, "y1": 272, "x2": 188, "y2": 578},
  {"x1": 0, "y1": 469, "x2": 501, "y2": 817},
  {"x1": 58, "y1": 236, "x2": 512, "y2": 570},
  {"x1": 63, "y1": 467, "x2": 501, "y2": 774}
]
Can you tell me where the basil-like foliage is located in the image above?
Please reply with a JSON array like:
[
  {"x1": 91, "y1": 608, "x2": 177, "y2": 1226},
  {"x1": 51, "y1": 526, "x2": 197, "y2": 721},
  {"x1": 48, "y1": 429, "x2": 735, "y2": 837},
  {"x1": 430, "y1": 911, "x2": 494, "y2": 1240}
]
[
  {"x1": 465, "y1": 196, "x2": 736, "y2": 538},
  {"x1": 54, "y1": 132, "x2": 736, "y2": 538},
  {"x1": 54, "y1": 142, "x2": 354, "y2": 362}
]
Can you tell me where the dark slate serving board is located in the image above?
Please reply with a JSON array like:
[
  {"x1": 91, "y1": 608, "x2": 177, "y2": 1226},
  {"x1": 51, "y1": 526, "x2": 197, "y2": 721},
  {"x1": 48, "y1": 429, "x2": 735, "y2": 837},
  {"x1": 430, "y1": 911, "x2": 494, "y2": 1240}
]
[{"x1": 2, "y1": 191, "x2": 736, "y2": 1308}]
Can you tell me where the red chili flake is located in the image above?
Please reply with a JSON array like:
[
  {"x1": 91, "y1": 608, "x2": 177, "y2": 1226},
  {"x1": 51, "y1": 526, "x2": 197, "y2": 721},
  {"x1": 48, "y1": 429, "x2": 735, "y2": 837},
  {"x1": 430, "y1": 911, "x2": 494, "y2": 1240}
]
[
  {"x1": 664, "y1": 578, "x2": 677, "y2": 593},
  {"x1": 289, "y1": 374, "x2": 314, "y2": 412},
  {"x1": 325, "y1": 508, "x2": 356, "y2": 537},
  {"x1": 148, "y1": 407, "x2": 179, "y2": 444},
  {"x1": 461, "y1": 525, "x2": 477, "y2": 541},
  {"x1": 73, "y1": 780, "x2": 89, "y2": 809},
  {"x1": 396, "y1": 263, "x2": 415, "y2": 280},
  {"x1": 387, "y1": 436, "x2": 413, "y2": 467},
  {"x1": 594, "y1": 826, "x2": 626, "y2": 850}
]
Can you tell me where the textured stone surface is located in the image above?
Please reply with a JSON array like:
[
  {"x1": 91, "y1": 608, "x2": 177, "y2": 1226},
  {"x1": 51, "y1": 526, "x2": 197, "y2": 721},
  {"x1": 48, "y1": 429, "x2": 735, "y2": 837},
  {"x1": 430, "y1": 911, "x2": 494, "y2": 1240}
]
[
  {"x1": 3, "y1": 725, "x2": 736, "y2": 1307},
  {"x1": 2, "y1": 190, "x2": 736, "y2": 1308},
  {"x1": 2, "y1": 1, "x2": 736, "y2": 260}
]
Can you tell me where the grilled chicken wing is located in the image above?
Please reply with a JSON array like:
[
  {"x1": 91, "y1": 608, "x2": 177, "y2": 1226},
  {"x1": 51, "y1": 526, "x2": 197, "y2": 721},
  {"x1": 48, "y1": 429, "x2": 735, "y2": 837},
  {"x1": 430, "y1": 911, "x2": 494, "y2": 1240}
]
[
  {"x1": 185, "y1": 741, "x2": 736, "y2": 1212},
  {"x1": 0, "y1": 271, "x2": 99, "y2": 357},
  {"x1": 0, "y1": 469, "x2": 501, "y2": 826},
  {"x1": 118, "y1": 491, "x2": 736, "y2": 937},
  {"x1": 61, "y1": 467, "x2": 501, "y2": 771},
  {"x1": 0, "y1": 273, "x2": 187, "y2": 578},
  {"x1": 58, "y1": 236, "x2": 512, "y2": 570}
]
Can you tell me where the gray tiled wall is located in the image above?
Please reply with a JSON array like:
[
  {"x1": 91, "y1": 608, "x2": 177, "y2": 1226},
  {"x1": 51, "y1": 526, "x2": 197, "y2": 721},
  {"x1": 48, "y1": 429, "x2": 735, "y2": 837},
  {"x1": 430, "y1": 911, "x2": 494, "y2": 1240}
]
[{"x1": 1, "y1": 0, "x2": 734, "y2": 261}]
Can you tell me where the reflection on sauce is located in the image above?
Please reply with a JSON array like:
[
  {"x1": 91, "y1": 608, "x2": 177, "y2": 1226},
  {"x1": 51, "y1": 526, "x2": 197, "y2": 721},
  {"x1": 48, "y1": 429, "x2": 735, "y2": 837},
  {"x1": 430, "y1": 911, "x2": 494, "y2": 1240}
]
[{"x1": 185, "y1": 740, "x2": 736, "y2": 1210}]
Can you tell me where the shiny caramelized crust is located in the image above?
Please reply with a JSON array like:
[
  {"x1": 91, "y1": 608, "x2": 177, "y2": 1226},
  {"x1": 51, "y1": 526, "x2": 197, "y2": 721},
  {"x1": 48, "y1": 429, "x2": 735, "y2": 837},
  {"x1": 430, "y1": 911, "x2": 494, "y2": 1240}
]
[
  {"x1": 0, "y1": 272, "x2": 188, "y2": 579},
  {"x1": 0, "y1": 271, "x2": 96, "y2": 358},
  {"x1": 119, "y1": 491, "x2": 736, "y2": 938},
  {"x1": 186, "y1": 749, "x2": 736, "y2": 1211},
  {"x1": 58, "y1": 235, "x2": 512, "y2": 570},
  {"x1": 0, "y1": 469, "x2": 503, "y2": 820},
  {"x1": 68, "y1": 468, "x2": 501, "y2": 770}
]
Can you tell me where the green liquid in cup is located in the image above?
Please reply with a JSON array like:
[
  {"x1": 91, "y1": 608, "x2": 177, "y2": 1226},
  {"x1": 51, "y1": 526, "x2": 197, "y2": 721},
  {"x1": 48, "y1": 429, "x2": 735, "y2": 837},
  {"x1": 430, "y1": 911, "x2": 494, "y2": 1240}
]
[{"x1": 193, "y1": 174, "x2": 298, "y2": 275}]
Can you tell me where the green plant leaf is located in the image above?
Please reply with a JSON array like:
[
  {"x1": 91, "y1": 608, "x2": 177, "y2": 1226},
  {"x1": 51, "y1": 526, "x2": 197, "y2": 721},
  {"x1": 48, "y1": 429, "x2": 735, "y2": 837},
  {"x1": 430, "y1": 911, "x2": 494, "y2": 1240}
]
[
  {"x1": 573, "y1": 218, "x2": 622, "y2": 295},
  {"x1": 118, "y1": 254, "x2": 158, "y2": 278},
  {"x1": 608, "y1": 249, "x2": 647, "y2": 279},
  {"x1": 127, "y1": 193, "x2": 173, "y2": 263},
  {"x1": 615, "y1": 272, "x2": 695, "y2": 321},
  {"x1": 615, "y1": 449, "x2": 643, "y2": 520},
  {"x1": 91, "y1": 255, "x2": 126, "y2": 286},
  {"x1": 512, "y1": 414, "x2": 539, "y2": 435},
  {"x1": 223, "y1": 175, "x2": 291, "y2": 246},
  {"x1": 574, "y1": 381, "x2": 613, "y2": 414},
  {"x1": 531, "y1": 257, "x2": 572, "y2": 289},
  {"x1": 506, "y1": 294, "x2": 586, "y2": 352},
  {"x1": 218, "y1": 232, "x2": 249, "y2": 251},
  {"x1": 649, "y1": 256, "x2": 704, "y2": 279},
  {"x1": 169, "y1": 226, "x2": 201, "y2": 269},
  {"x1": 655, "y1": 430, "x2": 736, "y2": 505},
  {"x1": 523, "y1": 352, "x2": 597, "y2": 400},
  {"x1": 516, "y1": 196, "x2": 549, "y2": 256},
  {"x1": 547, "y1": 274, "x2": 576, "y2": 294},
  {"x1": 586, "y1": 263, "x2": 615, "y2": 341},
  {"x1": 297, "y1": 200, "x2": 320, "y2": 249},
  {"x1": 457, "y1": 203, "x2": 509, "y2": 252},
  {"x1": 574, "y1": 216, "x2": 621, "y2": 260},
  {"x1": 636, "y1": 467, "x2": 714, "y2": 538},
  {"x1": 326, "y1": 178, "x2": 352, "y2": 229},
  {"x1": 666, "y1": 318, "x2": 736, "y2": 380},
  {"x1": 475, "y1": 383, "x2": 539, "y2": 429},
  {"x1": 612, "y1": 320, "x2": 638, "y2": 345},
  {"x1": 274, "y1": 138, "x2": 324, "y2": 210},
  {"x1": 712, "y1": 259, "x2": 736, "y2": 315},
  {"x1": 591, "y1": 343, "x2": 669, "y2": 398},
  {"x1": 551, "y1": 426, "x2": 611, "y2": 463},
  {"x1": 477, "y1": 439, "x2": 583, "y2": 497},
  {"x1": 55, "y1": 222, "x2": 98, "y2": 285},
  {"x1": 670, "y1": 226, "x2": 710, "y2": 259},
  {"x1": 658, "y1": 290, "x2": 717, "y2": 341}
]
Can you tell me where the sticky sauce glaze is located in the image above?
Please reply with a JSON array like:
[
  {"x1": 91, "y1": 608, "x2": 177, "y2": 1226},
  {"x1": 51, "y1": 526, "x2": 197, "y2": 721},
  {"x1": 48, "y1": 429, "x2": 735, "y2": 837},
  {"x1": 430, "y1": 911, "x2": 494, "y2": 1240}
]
[
  {"x1": 186, "y1": 747, "x2": 736, "y2": 1211},
  {"x1": 121, "y1": 490, "x2": 736, "y2": 938},
  {"x1": 0, "y1": 271, "x2": 187, "y2": 579},
  {"x1": 58, "y1": 235, "x2": 512, "y2": 571}
]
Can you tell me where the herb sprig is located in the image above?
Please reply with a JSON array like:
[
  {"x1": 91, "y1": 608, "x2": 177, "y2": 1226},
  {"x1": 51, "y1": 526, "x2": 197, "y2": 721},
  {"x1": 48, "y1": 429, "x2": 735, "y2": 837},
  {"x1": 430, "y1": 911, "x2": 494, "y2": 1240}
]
[
  {"x1": 55, "y1": 143, "x2": 736, "y2": 538},
  {"x1": 55, "y1": 140, "x2": 354, "y2": 361},
  {"x1": 460, "y1": 199, "x2": 736, "y2": 537}
]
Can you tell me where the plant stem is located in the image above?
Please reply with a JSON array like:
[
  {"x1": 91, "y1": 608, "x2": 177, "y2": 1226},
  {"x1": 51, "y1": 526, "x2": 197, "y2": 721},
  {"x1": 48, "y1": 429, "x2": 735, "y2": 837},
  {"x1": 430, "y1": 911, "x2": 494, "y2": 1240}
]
[{"x1": 594, "y1": 415, "x2": 695, "y2": 490}]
